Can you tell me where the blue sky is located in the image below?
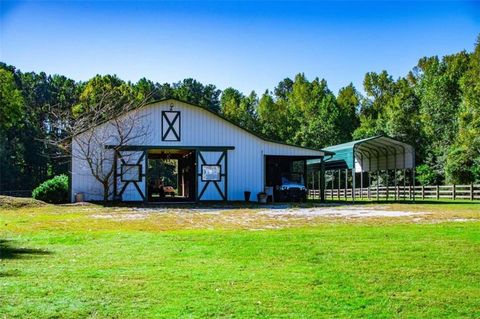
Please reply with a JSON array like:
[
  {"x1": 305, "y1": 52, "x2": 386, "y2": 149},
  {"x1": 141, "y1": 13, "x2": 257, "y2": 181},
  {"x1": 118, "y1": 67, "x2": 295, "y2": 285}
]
[{"x1": 1, "y1": 1, "x2": 479, "y2": 95}]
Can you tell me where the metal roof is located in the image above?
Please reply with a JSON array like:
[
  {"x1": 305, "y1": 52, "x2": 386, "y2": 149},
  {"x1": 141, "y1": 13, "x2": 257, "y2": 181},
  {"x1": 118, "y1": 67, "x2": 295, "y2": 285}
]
[
  {"x1": 308, "y1": 135, "x2": 415, "y2": 172},
  {"x1": 79, "y1": 97, "x2": 334, "y2": 156}
]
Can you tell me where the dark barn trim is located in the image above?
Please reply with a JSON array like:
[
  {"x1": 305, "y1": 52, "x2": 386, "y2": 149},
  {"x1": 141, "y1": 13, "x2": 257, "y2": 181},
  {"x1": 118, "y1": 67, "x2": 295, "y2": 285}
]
[{"x1": 106, "y1": 145, "x2": 235, "y2": 151}]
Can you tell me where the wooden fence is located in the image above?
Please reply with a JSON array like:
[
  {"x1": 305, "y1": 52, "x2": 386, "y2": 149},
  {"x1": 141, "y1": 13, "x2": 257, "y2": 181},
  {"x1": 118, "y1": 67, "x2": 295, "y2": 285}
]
[{"x1": 309, "y1": 184, "x2": 480, "y2": 201}]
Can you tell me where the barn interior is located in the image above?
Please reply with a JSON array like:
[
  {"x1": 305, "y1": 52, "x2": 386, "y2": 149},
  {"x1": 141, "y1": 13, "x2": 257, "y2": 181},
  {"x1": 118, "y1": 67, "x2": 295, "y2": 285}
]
[
  {"x1": 147, "y1": 149, "x2": 196, "y2": 202},
  {"x1": 265, "y1": 155, "x2": 319, "y2": 201}
]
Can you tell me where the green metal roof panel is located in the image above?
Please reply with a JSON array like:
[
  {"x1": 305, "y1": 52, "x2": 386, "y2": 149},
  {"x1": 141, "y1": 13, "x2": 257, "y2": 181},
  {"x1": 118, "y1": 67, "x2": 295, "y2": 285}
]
[
  {"x1": 307, "y1": 148, "x2": 354, "y2": 168},
  {"x1": 310, "y1": 136, "x2": 396, "y2": 168},
  {"x1": 323, "y1": 136, "x2": 381, "y2": 152},
  {"x1": 308, "y1": 135, "x2": 415, "y2": 171}
]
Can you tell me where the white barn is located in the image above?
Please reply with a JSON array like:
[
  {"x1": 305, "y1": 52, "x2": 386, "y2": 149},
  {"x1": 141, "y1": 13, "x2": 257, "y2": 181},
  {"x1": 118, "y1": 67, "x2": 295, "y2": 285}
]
[{"x1": 71, "y1": 98, "x2": 331, "y2": 202}]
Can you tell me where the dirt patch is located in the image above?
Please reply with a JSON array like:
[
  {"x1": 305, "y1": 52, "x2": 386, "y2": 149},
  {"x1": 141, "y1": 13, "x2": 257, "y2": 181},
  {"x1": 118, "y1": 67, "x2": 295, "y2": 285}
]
[
  {"x1": 258, "y1": 206, "x2": 426, "y2": 218},
  {"x1": 131, "y1": 207, "x2": 228, "y2": 215},
  {"x1": 91, "y1": 213, "x2": 149, "y2": 221},
  {"x1": 89, "y1": 208, "x2": 242, "y2": 222},
  {"x1": 62, "y1": 202, "x2": 97, "y2": 207},
  {"x1": 0, "y1": 196, "x2": 47, "y2": 209},
  {"x1": 87, "y1": 205, "x2": 434, "y2": 230}
]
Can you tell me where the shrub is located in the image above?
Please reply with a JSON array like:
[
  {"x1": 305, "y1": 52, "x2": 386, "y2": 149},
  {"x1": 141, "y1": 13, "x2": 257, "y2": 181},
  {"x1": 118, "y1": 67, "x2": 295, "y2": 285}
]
[
  {"x1": 445, "y1": 146, "x2": 475, "y2": 184},
  {"x1": 416, "y1": 164, "x2": 440, "y2": 186},
  {"x1": 32, "y1": 175, "x2": 69, "y2": 204}
]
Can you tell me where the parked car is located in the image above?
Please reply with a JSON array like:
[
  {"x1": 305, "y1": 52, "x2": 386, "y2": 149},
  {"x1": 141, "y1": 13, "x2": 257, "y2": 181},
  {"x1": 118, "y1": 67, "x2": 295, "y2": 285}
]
[{"x1": 277, "y1": 173, "x2": 307, "y2": 202}]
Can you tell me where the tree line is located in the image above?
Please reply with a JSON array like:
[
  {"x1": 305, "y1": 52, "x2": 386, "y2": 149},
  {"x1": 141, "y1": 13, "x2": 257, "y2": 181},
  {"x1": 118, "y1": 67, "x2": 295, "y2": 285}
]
[{"x1": 1, "y1": 35, "x2": 479, "y2": 191}]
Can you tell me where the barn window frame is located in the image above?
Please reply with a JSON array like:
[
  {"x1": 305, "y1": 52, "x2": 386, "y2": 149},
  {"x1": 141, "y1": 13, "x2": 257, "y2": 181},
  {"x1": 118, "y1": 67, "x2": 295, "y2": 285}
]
[{"x1": 201, "y1": 164, "x2": 222, "y2": 182}]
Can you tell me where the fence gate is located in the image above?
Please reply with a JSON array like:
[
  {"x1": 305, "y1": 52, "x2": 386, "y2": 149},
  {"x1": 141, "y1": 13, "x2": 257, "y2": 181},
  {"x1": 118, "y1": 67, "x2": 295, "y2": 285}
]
[{"x1": 196, "y1": 149, "x2": 228, "y2": 201}]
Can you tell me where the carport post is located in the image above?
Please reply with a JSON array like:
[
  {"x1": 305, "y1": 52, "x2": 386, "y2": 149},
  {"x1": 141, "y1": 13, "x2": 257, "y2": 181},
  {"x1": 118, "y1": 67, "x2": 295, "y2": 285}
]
[
  {"x1": 352, "y1": 169, "x2": 356, "y2": 202},
  {"x1": 368, "y1": 154, "x2": 372, "y2": 199},
  {"x1": 385, "y1": 153, "x2": 389, "y2": 201},
  {"x1": 320, "y1": 159, "x2": 325, "y2": 202},
  {"x1": 393, "y1": 149, "x2": 397, "y2": 201},
  {"x1": 360, "y1": 153, "x2": 364, "y2": 199},
  {"x1": 352, "y1": 148, "x2": 356, "y2": 202},
  {"x1": 344, "y1": 169, "x2": 348, "y2": 200},
  {"x1": 338, "y1": 169, "x2": 341, "y2": 200},
  {"x1": 304, "y1": 159, "x2": 308, "y2": 198},
  {"x1": 409, "y1": 176, "x2": 412, "y2": 200},
  {"x1": 331, "y1": 171, "x2": 334, "y2": 199},
  {"x1": 376, "y1": 151, "x2": 380, "y2": 201},
  {"x1": 412, "y1": 149, "x2": 416, "y2": 202},
  {"x1": 317, "y1": 171, "x2": 321, "y2": 198},
  {"x1": 401, "y1": 146, "x2": 406, "y2": 200},
  {"x1": 352, "y1": 168, "x2": 356, "y2": 203},
  {"x1": 360, "y1": 171, "x2": 363, "y2": 198},
  {"x1": 367, "y1": 169, "x2": 372, "y2": 199}
]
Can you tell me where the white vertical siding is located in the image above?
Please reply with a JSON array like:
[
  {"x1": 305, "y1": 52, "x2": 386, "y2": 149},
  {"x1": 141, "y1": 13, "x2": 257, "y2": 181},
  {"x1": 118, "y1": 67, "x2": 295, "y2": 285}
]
[{"x1": 71, "y1": 139, "x2": 115, "y2": 202}]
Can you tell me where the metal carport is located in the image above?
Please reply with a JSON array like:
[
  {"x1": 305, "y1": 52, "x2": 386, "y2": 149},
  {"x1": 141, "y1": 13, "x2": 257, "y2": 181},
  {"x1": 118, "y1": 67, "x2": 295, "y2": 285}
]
[{"x1": 308, "y1": 135, "x2": 416, "y2": 201}]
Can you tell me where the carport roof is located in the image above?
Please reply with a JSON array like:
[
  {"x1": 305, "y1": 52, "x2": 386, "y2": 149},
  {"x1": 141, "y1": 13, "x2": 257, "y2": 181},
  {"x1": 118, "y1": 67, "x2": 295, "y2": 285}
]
[{"x1": 308, "y1": 135, "x2": 415, "y2": 171}]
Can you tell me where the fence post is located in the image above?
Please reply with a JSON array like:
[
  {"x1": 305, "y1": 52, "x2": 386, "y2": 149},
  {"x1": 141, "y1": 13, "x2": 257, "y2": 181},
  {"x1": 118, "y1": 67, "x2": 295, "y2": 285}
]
[
  {"x1": 421, "y1": 185, "x2": 425, "y2": 200},
  {"x1": 436, "y1": 185, "x2": 440, "y2": 200},
  {"x1": 452, "y1": 184, "x2": 456, "y2": 200},
  {"x1": 470, "y1": 184, "x2": 474, "y2": 201}
]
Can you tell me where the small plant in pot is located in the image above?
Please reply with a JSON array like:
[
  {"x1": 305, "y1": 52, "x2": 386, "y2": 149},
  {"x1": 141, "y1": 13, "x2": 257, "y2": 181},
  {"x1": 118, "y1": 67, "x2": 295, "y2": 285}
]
[{"x1": 257, "y1": 192, "x2": 267, "y2": 204}]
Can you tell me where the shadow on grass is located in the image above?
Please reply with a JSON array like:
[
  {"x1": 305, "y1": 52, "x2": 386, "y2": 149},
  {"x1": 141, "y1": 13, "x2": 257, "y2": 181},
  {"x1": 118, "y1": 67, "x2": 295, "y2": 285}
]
[
  {"x1": 0, "y1": 239, "x2": 52, "y2": 260},
  {"x1": 0, "y1": 270, "x2": 21, "y2": 277}
]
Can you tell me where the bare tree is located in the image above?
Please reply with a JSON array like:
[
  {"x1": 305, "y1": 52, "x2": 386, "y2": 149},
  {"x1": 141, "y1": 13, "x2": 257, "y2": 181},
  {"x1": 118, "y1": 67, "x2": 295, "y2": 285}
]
[{"x1": 52, "y1": 91, "x2": 151, "y2": 202}]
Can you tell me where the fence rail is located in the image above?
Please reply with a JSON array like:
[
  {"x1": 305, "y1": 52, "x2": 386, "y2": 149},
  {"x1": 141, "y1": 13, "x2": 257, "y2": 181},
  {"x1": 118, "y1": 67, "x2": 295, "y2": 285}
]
[
  {"x1": 0, "y1": 190, "x2": 32, "y2": 197},
  {"x1": 309, "y1": 184, "x2": 480, "y2": 201}
]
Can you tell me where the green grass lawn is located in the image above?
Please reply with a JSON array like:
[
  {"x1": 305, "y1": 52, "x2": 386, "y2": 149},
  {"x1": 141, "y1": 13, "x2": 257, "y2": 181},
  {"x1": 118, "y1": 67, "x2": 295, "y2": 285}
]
[{"x1": 1, "y1": 199, "x2": 479, "y2": 318}]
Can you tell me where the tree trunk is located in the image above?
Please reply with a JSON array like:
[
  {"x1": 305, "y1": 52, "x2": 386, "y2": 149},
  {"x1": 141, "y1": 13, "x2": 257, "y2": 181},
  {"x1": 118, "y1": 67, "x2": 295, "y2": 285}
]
[{"x1": 103, "y1": 181, "x2": 109, "y2": 203}]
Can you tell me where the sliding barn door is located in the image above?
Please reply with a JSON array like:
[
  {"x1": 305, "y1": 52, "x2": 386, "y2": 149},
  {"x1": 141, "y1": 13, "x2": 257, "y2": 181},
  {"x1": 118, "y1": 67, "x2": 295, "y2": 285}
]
[
  {"x1": 114, "y1": 150, "x2": 146, "y2": 201},
  {"x1": 197, "y1": 149, "x2": 228, "y2": 201}
]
